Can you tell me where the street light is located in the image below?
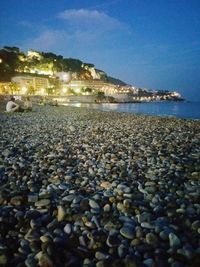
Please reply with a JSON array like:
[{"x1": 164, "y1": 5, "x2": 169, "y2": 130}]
[{"x1": 21, "y1": 87, "x2": 27, "y2": 94}]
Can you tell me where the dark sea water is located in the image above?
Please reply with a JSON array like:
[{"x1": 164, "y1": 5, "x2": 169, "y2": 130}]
[{"x1": 64, "y1": 101, "x2": 200, "y2": 120}]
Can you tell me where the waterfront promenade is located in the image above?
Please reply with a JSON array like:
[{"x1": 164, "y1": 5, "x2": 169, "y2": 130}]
[{"x1": 0, "y1": 106, "x2": 200, "y2": 266}]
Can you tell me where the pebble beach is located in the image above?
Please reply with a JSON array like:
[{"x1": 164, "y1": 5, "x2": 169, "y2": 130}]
[{"x1": 0, "y1": 106, "x2": 200, "y2": 267}]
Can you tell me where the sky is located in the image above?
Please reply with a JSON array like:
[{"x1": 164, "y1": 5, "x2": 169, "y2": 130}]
[{"x1": 1, "y1": 0, "x2": 200, "y2": 101}]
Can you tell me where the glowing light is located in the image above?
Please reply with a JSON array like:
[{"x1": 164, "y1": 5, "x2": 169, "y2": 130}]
[
  {"x1": 62, "y1": 74, "x2": 68, "y2": 81},
  {"x1": 69, "y1": 83, "x2": 79, "y2": 87},
  {"x1": 172, "y1": 91, "x2": 181, "y2": 97},
  {"x1": 63, "y1": 103, "x2": 81, "y2": 107},
  {"x1": 18, "y1": 55, "x2": 26, "y2": 62},
  {"x1": 56, "y1": 72, "x2": 71, "y2": 82},
  {"x1": 27, "y1": 50, "x2": 42, "y2": 60},
  {"x1": 40, "y1": 88, "x2": 45, "y2": 95},
  {"x1": 37, "y1": 70, "x2": 53, "y2": 75},
  {"x1": 21, "y1": 87, "x2": 27, "y2": 94},
  {"x1": 62, "y1": 88, "x2": 67, "y2": 93},
  {"x1": 74, "y1": 88, "x2": 81, "y2": 93},
  {"x1": 0, "y1": 58, "x2": 2, "y2": 63}
]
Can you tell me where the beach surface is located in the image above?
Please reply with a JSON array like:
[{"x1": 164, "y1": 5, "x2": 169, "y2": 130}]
[{"x1": 0, "y1": 106, "x2": 200, "y2": 267}]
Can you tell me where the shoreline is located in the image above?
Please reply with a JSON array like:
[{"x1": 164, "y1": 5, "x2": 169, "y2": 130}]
[
  {"x1": 0, "y1": 106, "x2": 200, "y2": 267},
  {"x1": 1, "y1": 95, "x2": 199, "y2": 120},
  {"x1": 61, "y1": 101, "x2": 200, "y2": 121}
]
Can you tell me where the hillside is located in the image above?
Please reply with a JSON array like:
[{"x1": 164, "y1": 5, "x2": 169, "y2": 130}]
[{"x1": 0, "y1": 46, "x2": 126, "y2": 85}]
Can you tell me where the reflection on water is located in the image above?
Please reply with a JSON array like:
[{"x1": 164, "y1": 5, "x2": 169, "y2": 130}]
[
  {"x1": 63, "y1": 102, "x2": 200, "y2": 120},
  {"x1": 63, "y1": 103, "x2": 82, "y2": 108}
]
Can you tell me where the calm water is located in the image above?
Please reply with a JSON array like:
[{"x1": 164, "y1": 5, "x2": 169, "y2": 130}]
[{"x1": 63, "y1": 101, "x2": 200, "y2": 120}]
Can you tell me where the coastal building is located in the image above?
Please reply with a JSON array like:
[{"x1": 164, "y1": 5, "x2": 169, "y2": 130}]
[
  {"x1": 4, "y1": 73, "x2": 183, "y2": 102},
  {"x1": 62, "y1": 80, "x2": 117, "y2": 94},
  {"x1": 0, "y1": 82, "x2": 13, "y2": 94},
  {"x1": 11, "y1": 75, "x2": 49, "y2": 95}
]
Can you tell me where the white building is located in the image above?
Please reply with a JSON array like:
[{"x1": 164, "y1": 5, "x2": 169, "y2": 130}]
[{"x1": 12, "y1": 75, "x2": 49, "y2": 94}]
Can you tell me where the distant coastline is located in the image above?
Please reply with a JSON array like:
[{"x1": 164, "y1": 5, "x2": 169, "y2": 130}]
[
  {"x1": 0, "y1": 46, "x2": 183, "y2": 102},
  {"x1": 62, "y1": 101, "x2": 200, "y2": 120}
]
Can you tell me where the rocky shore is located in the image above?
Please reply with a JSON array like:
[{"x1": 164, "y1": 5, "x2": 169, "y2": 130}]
[{"x1": 0, "y1": 106, "x2": 200, "y2": 267}]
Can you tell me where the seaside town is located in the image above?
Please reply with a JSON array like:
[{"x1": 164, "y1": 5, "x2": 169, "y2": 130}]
[
  {"x1": 0, "y1": 46, "x2": 183, "y2": 105},
  {"x1": 1, "y1": 0, "x2": 200, "y2": 265},
  {"x1": 0, "y1": 46, "x2": 200, "y2": 267}
]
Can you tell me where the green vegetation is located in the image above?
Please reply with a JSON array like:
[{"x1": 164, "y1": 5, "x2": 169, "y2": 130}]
[
  {"x1": 81, "y1": 87, "x2": 93, "y2": 94},
  {"x1": 0, "y1": 47, "x2": 20, "y2": 81},
  {"x1": 0, "y1": 46, "x2": 108, "y2": 82},
  {"x1": 95, "y1": 91, "x2": 116, "y2": 103},
  {"x1": 0, "y1": 46, "x2": 127, "y2": 86}
]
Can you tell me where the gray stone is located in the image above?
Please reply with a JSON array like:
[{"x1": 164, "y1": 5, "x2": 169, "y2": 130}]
[
  {"x1": 35, "y1": 199, "x2": 50, "y2": 207},
  {"x1": 145, "y1": 233, "x2": 158, "y2": 246},
  {"x1": 89, "y1": 199, "x2": 100, "y2": 209},
  {"x1": 64, "y1": 223, "x2": 72, "y2": 235},
  {"x1": 120, "y1": 224, "x2": 135, "y2": 239},
  {"x1": 169, "y1": 233, "x2": 181, "y2": 248}
]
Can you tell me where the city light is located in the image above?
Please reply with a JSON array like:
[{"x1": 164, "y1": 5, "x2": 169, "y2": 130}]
[
  {"x1": 40, "y1": 88, "x2": 45, "y2": 95},
  {"x1": 74, "y1": 88, "x2": 81, "y2": 93},
  {"x1": 21, "y1": 86, "x2": 27, "y2": 94},
  {"x1": 0, "y1": 48, "x2": 183, "y2": 100}
]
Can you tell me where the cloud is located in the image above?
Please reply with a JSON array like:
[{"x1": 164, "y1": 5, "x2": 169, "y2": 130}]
[
  {"x1": 19, "y1": 8, "x2": 130, "y2": 60},
  {"x1": 18, "y1": 21, "x2": 34, "y2": 29},
  {"x1": 58, "y1": 9, "x2": 122, "y2": 30},
  {"x1": 22, "y1": 30, "x2": 68, "y2": 52},
  {"x1": 21, "y1": 28, "x2": 103, "y2": 58}
]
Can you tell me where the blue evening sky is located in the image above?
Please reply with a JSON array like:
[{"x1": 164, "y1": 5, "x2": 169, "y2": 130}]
[{"x1": 0, "y1": 0, "x2": 200, "y2": 100}]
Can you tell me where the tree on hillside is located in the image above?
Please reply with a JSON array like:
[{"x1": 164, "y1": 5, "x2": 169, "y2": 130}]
[
  {"x1": 95, "y1": 91, "x2": 106, "y2": 102},
  {"x1": 49, "y1": 77, "x2": 61, "y2": 95},
  {"x1": 84, "y1": 87, "x2": 93, "y2": 94},
  {"x1": 27, "y1": 85, "x2": 36, "y2": 95},
  {"x1": 3, "y1": 46, "x2": 20, "y2": 53},
  {"x1": 68, "y1": 87, "x2": 76, "y2": 95},
  {"x1": 64, "y1": 58, "x2": 83, "y2": 72},
  {"x1": 10, "y1": 82, "x2": 20, "y2": 94},
  {"x1": 83, "y1": 63, "x2": 95, "y2": 68},
  {"x1": 0, "y1": 48, "x2": 20, "y2": 80}
]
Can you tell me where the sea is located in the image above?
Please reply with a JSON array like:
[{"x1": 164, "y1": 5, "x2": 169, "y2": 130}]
[{"x1": 63, "y1": 101, "x2": 200, "y2": 120}]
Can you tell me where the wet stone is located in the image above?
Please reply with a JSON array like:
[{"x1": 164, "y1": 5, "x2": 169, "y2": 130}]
[
  {"x1": 57, "y1": 205, "x2": 66, "y2": 221},
  {"x1": 10, "y1": 196, "x2": 23, "y2": 206},
  {"x1": 62, "y1": 194, "x2": 75, "y2": 202},
  {"x1": 169, "y1": 233, "x2": 181, "y2": 248},
  {"x1": 103, "y1": 204, "x2": 111, "y2": 212},
  {"x1": 141, "y1": 222, "x2": 155, "y2": 229},
  {"x1": 145, "y1": 233, "x2": 158, "y2": 247},
  {"x1": 28, "y1": 193, "x2": 39, "y2": 203},
  {"x1": 35, "y1": 199, "x2": 50, "y2": 207},
  {"x1": 106, "y1": 233, "x2": 120, "y2": 247},
  {"x1": 120, "y1": 224, "x2": 135, "y2": 239},
  {"x1": 64, "y1": 223, "x2": 72, "y2": 235},
  {"x1": 89, "y1": 199, "x2": 100, "y2": 209}
]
